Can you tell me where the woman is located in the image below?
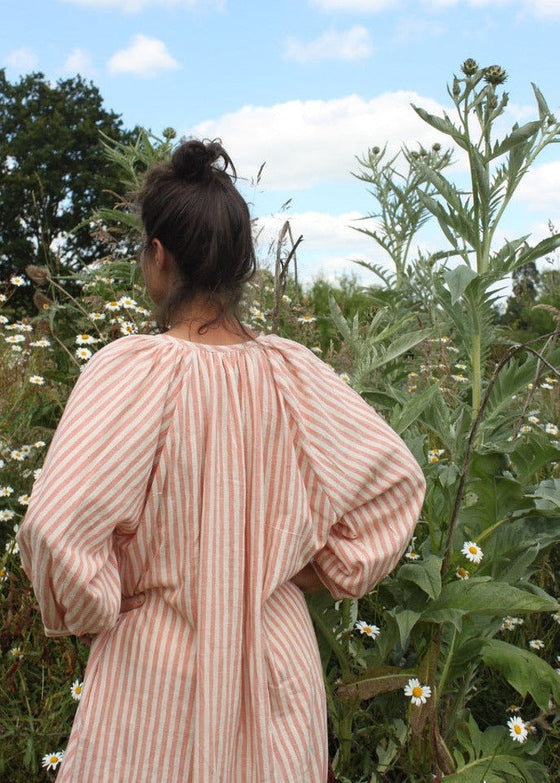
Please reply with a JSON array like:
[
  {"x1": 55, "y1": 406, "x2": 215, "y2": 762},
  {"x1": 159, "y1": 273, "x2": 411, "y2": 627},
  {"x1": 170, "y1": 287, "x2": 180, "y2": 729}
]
[{"x1": 17, "y1": 139, "x2": 425, "y2": 782}]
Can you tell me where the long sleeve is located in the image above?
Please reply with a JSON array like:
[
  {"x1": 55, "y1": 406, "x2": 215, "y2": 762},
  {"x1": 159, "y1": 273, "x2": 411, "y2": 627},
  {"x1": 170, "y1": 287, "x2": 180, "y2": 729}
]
[
  {"x1": 271, "y1": 340, "x2": 426, "y2": 600},
  {"x1": 16, "y1": 336, "x2": 182, "y2": 637}
]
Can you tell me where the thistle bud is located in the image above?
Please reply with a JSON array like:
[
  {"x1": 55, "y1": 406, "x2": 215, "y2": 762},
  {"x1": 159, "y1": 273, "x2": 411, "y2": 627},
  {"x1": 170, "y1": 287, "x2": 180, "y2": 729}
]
[
  {"x1": 25, "y1": 265, "x2": 50, "y2": 285},
  {"x1": 33, "y1": 292, "x2": 53, "y2": 312},
  {"x1": 372, "y1": 146, "x2": 380, "y2": 155},
  {"x1": 483, "y1": 65, "x2": 507, "y2": 86},
  {"x1": 432, "y1": 143, "x2": 442, "y2": 152},
  {"x1": 452, "y1": 77, "x2": 461, "y2": 97},
  {"x1": 163, "y1": 127, "x2": 177, "y2": 141},
  {"x1": 461, "y1": 58, "x2": 478, "y2": 76}
]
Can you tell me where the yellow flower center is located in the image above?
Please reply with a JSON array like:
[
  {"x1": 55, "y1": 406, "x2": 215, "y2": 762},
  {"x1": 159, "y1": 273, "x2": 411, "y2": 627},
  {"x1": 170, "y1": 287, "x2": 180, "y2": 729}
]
[
  {"x1": 50, "y1": 755, "x2": 59, "y2": 762},
  {"x1": 469, "y1": 546, "x2": 477, "y2": 555},
  {"x1": 75, "y1": 685, "x2": 82, "y2": 694},
  {"x1": 513, "y1": 724, "x2": 522, "y2": 735},
  {"x1": 412, "y1": 686, "x2": 423, "y2": 698},
  {"x1": 457, "y1": 568, "x2": 467, "y2": 577}
]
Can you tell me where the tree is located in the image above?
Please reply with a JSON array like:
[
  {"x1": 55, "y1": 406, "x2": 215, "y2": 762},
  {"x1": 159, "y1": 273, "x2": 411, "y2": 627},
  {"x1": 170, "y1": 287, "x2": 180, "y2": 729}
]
[{"x1": 0, "y1": 70, "x2": 137, "y2": 287}]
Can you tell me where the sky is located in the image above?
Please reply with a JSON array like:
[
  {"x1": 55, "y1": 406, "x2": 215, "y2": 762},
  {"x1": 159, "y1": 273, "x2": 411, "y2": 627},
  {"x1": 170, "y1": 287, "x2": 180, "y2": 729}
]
[{"x1": 2, "y1": 0, "x2": 560, "y2": 287}]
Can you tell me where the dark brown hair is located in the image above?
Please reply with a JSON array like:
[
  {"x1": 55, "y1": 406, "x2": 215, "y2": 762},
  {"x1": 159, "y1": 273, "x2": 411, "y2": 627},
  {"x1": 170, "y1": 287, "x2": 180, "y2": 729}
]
[{"x1": 137, "y1": 138, "x2": 256, "y2": 333}]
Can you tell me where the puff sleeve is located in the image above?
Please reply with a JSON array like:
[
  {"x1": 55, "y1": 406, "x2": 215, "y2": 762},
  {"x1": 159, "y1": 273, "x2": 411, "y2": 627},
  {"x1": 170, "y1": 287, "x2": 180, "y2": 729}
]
[
  {"x1": 16, "y1": 336, "x2": 181, "y2": 637},
  {"x1": 272, "y1": 341, "x2": 426, "y2": 600}
]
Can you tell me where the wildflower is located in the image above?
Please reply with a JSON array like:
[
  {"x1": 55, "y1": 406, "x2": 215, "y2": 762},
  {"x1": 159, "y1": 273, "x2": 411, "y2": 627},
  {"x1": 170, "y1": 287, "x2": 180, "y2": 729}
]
[
  {"x1": 507, "y1": 704, "x2": 521, "y2": 713},
  {"x1": 484, "y1": 65, "x2": 507, "y2": 86},
  {"x1": 75, "y1": 334, "x2": 96, "y2": 345},
  {"x1": 404, "y1": 678, "x2": 432, "y2": 706},
  {"x1": 551, "y1": 611, "x2": 560, "y2": 624},
  {"x1": 528, "y1": 415, "x2": 540, "y2": 424},
  {"x1": 9, "y1": 450, "x2": 24, "y2": 461},
  {"x1": 310, "y1": 345, "x2": 323, "y2": 354},
  {"x1": 18, "y1": 494, "x2": 30, "y2": 505},
  {"x1": 0, "y1": 294, "x2": 6, "y2": 302},
  {"x1": 118, "y1": 296, "x2": 138, "y2": 309},
  {"x1": 282, "y1": 294, "x2": 292, "y2": 303},
  {"x1": 355, "y1": 620, "x2": 380, "y2": 639},
  {"x1": 120, "y1": 321, "x2": 137, "y2": 336},
  {"x1": 0, "y1": 509, "x2": 15, "y2": 521},
  {"x1": 70, "y1": 679, "x2": 84, "y2": 701},
  {"x1": 507, "y1": 716, "x2": 528, "y2": 743},
  {"x1": 545, "y1": 376, "x2": 558, "y2": 384},
  {"x1": 76, "y1": 347, "x2": 92, "y2": 361},
  {"x1": 29, "y1": 375, "x2": 45, "y2": 385},
  {"x1": 5, "y1": 538, "x2": 19, "y2": 554},
  {"x1": 5, "y1": 334, "x2": 25, "y2": 344},
  {"x1": 105, "y1": 301, "x2": 121, "y2": 311},
  {"x1": 33, "y1": 468, "x2": 42, "y2": 480},
  {"x1": 529, "y1": 639, "x2": 545, "y2": 650},
  {"x1": 89, "y1": 312, "x2": 106, "y2": 321},
  {"x1": 541, "y1": 383, "x2": 554, "y2": 390},
  {"x1": 10, "y1": 647, "x2": 24, "y2": 658},
  {"x1": 500, "y1": 616, "x2": 523, "y2": 631},
  {"x1": 0, "y1": 486, "x2": 14, "y2": 497},
  {"x1": 339, "y1": 373, "x2": 351, "y2": 383},
  {"x1": 461, "y1": 58, "x2": 478, "y2": 76},
  {"x1": 42, "y1": 751, "x2": 65, "y2": 770},
  {"x1": 0, "y1": 566, "x2": 8, "y2": 581},
  {"x1": 461, "y1": 541, "x2": 483, "y2": 564},
  {"x1": 428, "y1": 449, "x2": 445, "y2": 463},
  {"x1": 20, "y1": 445, "x2": 31, "y2": 454},
  {"x1": 10, "y1": 275, "x2": 25, "y2": 286},
  {"x1": 454, "y1": 363, "x2": 467, "y2": 370},
  {"x1": 545, "y1": 424, "x2": 559, "y2": 436},
  {"x1": 0, "y1": 315, "x2": 9, "y2": 325},
  {"x1": 456, "y1": 567, "x2": 469, "y2": 580},
  {"x1": 451, "y1": 374, "x2": 468, "y2": 383},
  {"x1": 33, "y1": 440, "x2": 46, "y2": 448},
  {"x1": 297, "y1": 315, "x2": 316, "y2": 324},
  {"x1": 14, "y1": 323, "x2": 33, "y2": 332},
  {"x1": 29, "y1": 338, "x2": 51, "y2": 347},
  {"x1": 405, "y1": 550, "x2": 421, "y2": 561}
]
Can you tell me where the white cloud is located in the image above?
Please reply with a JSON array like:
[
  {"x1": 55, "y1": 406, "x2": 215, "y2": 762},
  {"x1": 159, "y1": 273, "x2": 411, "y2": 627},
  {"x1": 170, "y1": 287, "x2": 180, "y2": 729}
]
[
  {"x1": 284, "y1": 26, "x2": 372, "y2": 62},
  {"x1": 59, "y1": 0, "x2": 223, "y2": 11},
  {"x1": 515, "y1": 162, "x2": 560, "y2": 215},
  {"x1": 5, "y1": 47, "x2": 39, "y2": 72},
  {"x1": 62, "y1": 48, "x2": 96, "y2": 77},
  {"x1": 311, "y1": 0, "x2": 399, "y2": 10},
  {"x1": 190, "y1": 91, "x2": 449, "y2": 191},
  {"x1": 107, "y1": 35, "x2": 179, "y2": 77}
]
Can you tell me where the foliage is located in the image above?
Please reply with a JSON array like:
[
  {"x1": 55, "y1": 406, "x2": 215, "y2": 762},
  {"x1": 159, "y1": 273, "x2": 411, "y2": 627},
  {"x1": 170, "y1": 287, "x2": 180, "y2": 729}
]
[{"x1": 0, "y1": 70, "x2": 137, "y2": 297}]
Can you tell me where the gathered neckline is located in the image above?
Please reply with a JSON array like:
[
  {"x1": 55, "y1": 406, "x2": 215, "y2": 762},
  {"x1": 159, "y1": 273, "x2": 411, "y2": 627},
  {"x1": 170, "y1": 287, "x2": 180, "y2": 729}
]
[{"x1": 159, "y1": 332, "x2": 271, "y2": 352}]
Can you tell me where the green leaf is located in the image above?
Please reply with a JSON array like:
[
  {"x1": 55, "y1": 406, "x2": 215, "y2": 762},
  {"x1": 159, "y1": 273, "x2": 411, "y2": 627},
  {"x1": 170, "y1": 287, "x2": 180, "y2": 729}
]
[
  {"x1": 412, "y1": 105, "x2": 469, "y2": 150},
  {"x1": 445, "y1": 265, "x2": 478, "y2": 305},
  {"x1": 512, "y1": 232, "x2": 560, "y2": 270},
  {"x1": 527, "y1": 478, "x2": 560, "y2": 510},
  {"x1": 386, "y1": 608, "x2": 423, "y2": 647},
  {"x1": 491, "y1": 120, "x2": 541, "y2": 159},
  {"x1": 390, "y1": 379, "x2": 441, "y2": 435},
  {"x1": 481, "y1": 637, "x2": 560, "y2": 712},
  {"x1": 398, "y1": 554, "x2": 442, "y2": 600},
  {"x1": 375, "y1": 328, "x2": 433, "y2": 368},
  {"x1": 427, "y1": 579, "x2": 559, "y2": 617},
  {"x1": 336, "y1": 666, "x2": 415, "y2": 701},
  {"x1": 531, "y1": 82, "x2": 553, "y2": 124}
]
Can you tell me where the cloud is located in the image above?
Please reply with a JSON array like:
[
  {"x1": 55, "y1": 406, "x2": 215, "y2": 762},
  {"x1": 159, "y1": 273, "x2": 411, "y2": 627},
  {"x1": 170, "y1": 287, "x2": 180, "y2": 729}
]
[
  {"x1": 283, "y1": 26, "x2": 372, "y2": 62},
  {"x1": 107, "y1": 35, "x2": 179, "y2": 77},
  {"x1": 59, "y1": 0, "x2": 223, "y2": 11},
  {"x1": 190, "y1": 91, "x2": 449, "y2": 191},
  {"x1": 62, "y1": 48, "x2": 96, "y2": 77},
  {"x1": 515, "y1": 162, "x2": 560, "y2": 215},
  {"x1": 310, "y1": 0, "x2": 399, "y2": 11},
  {"x1": 5, "y1": 47, "x2": 39, "y2": 72}
]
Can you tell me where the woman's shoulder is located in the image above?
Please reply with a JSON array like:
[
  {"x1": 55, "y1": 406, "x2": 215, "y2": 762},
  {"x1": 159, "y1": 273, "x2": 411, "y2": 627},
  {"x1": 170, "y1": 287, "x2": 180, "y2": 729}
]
[{"x1": 80, "y1": 334, "x2": 177, "y2": 375}]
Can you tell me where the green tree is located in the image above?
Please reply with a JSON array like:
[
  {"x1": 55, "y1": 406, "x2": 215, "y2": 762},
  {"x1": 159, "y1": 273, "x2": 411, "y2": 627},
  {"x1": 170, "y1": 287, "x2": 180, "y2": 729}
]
[{"x1": 0, "y1": 70, "x2": 137, "y2": 285}]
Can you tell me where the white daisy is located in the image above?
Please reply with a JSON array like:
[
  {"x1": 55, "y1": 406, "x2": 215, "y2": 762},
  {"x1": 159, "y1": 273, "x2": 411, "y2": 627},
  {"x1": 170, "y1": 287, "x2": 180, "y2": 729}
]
[
  {"x1": 33, "y1": 441, "x2": 46, "y2": 448},
  {"x1": 551, "y1": 611, "x2": 560, "y2": 625},
  {"x1": 456, "y1": 567, "x2": 469, "y2": 580},
  {"x1": 10, "y1": 646, "x2": 24, "y2": 658},
  {"x1": 0, "y1": 509, "x2": 15, "y2": 521},
  {"x1": 89, "y1": 311, "x2": 106, "y2": 321},
  {"x1": 29, "y1": 338, "x2": 51, "y2": 347},
  {"x1": 29, "y1": 375, "x2": 45, "y2": 385},
  {"x1": 5, "y1": 334, "x2": 25, "y2": 344},
  {"x1": 42, "y1": 750, "x2": 65, "y2": 770},
  {"x1": 404, "y1": 678, "x2": 432, "y2": 706},
  {"x1": 0, "y1": 315, "x2": 9, "y2": 325},
  {"x1": 118, "y1": 296, "x2": 138, "y2": 309},
  {"x1": 18, "y1": 494, "x2": 30, "y2": 505},
  {"x1": 545, "y1": 424, "x2": 559, "y2": 436},
  {"x1": 0, "y1": 294, "x2": 6, "y2": 302},
  {"x1": 76, "y1": 347, "x2": 92, "y2": 361},
  {"x1": 0, "y1": 486, "x2": 14, "y2": 497},
  {"x1": 405, "y1": 550, "x2": 421, "y2": 561},
  {"x1": 451, "y1": 374, "x2": 469, "y2": 383},
  {"x1": 10, "y1": 276, "x2": 25, "y2": 286},
  {"x1": 461, "y1": 541, "x2": 483, "y2": 564},
  {"x1": 428, "y1": 449, "x2": 445, "y2": 463},
  {"x1": 507, "y1": 716, "x2": 528, "y2": 743},
  {"x1": 104, "y1": 300, "x2": 121, "y2": 311},
  {"x1": 355, "y1": 620, "x2": 380, "y2": 639},
  {"x1": 119, "y1": 321, "x2": 137, "y2": 336},
  {"x1": 75, "y1": 334, "x2": 96, "y2": 345},
  {"x1": 20, "y1": 445, "x2": 31, "y2": 454},
  {"x1": 33, "y1": 468, "x2": 42, "y2": 480},
  {"x1": 0, "y1": 566, "x2": 8, "y2": 582},
  {"x1": 529, "y1": 639, "x2": 545, "y2": 650},
  {"x1": 70, "y1": 679, "x2": 84, "y2": 701},
  {"x1": 297, "y1": 315, "x2": 316, "y2": 324},
  {"x1": 339, "y1": 373, "x2": 351, "y2": 383}
]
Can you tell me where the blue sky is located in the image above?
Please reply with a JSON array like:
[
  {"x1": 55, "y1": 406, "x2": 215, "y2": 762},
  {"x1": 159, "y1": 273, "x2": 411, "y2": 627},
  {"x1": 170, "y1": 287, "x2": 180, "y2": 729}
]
[{"x1": 2, "y1": 0, "x2": 560, "y2": 285}]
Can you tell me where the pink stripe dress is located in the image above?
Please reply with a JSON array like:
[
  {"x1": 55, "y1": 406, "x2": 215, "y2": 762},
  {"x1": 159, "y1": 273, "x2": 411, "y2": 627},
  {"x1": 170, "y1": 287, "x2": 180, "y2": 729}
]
[{"x1": 17, "y1": 332, "x2": 425, "y2": 782}]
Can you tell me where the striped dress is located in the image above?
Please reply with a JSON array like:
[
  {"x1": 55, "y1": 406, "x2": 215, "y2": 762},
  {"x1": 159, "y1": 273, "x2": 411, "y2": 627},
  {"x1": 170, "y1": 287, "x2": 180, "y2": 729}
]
[{"x1": 17, "y1": 332, "x2": 425, "y2": 782}]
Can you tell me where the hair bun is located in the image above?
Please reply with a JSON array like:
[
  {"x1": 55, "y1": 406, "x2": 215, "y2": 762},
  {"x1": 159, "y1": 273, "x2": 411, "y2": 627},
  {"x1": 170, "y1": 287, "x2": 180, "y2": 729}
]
[{"x1": 171, "y1": 139, "x2": 231, "y2": 182}]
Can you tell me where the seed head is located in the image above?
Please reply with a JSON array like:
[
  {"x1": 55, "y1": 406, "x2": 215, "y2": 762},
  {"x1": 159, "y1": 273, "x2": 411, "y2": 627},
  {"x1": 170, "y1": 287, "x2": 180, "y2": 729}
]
[
  {"x1": 25, "y1": 265, "x2": 50, "y2": 285},
  {"x1": 461, "y1": 58, "x2": 478, "y2": 77},
  {"x1": 484, "y1": 65, "x2": 507, "y2": 86},
  {"x1": 432, "y1": 143, "x2": 442, "y2": 152}
]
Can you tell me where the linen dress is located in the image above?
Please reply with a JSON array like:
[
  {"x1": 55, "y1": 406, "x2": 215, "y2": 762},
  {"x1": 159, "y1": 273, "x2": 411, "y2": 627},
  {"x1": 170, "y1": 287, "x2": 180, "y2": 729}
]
[{"x1": 17, "y1": 332, "x2": 425, "y2": 783}]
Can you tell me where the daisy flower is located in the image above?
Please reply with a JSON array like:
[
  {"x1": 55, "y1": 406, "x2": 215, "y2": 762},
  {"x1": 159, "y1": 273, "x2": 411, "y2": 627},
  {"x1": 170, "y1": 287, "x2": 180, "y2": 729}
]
[
  {"x1": 20, "y1": 445, "x2": 31, "y2": 454},
  {"x1": 404, "y1": 678, "x2": 432, "y2": 706},
  {"x1": 29, "y1": 375, "x2": 45, "y2": 385},
  {"x1": 520, "y1": 425, "x2": 532, "y2": 433},
  {"x1": 0, "y1": 486, "x2": 14, "y2": 497},
  {"x1": 89, "y1": 312, "x2": 106, "y2": 321},
  {"x1": 545, "y1": 423, "x2": 559, "y2": 436},
  {"x1": 528, "y1": 415, "x2": 540, "y2": 424},
  {"x1": 355, "y1": 620, "x2": 380, "y2": 639},
  {"x1": 10, "y1": 647, "x2": 24, "y2": 658},
  {"x1": 507, "y1": 704, "x2": 521, "y2": 713},
  {"x1": 297, "y1": 315, "x2": 316, "y2": 324},
  {"x1": 33, "y1": 440, "x2": 46, "y2": 448},
  {"x1": 0, "y1": 315, "x2": 9, "y2": 325},
  {"x1": 118, "y1": 296, "x2": 138, "y2": 309},
  {"x1": 10, "y1": 276, "x2": 25, "y2": 286},
  {"x1": 451, "y1": 374, "x2": 469, "y2": 383},
  {"x1": 70, "y1": 679, "x2": 84, "y2": 701},
  {"x1": 507, "y1": 716, "x2": 528, "y2": 743},
  {"x1": 0, "y1": 509, "x2": 15, "y2": 521},
  {"x1": 339, "y1": 373, "x2": 351, "y2": 383},
  {"x1": 310, "y1": 345, "x2": 323, "y2": 354},
  {"x1": 529, "y1": 639, "x2": 545, "y2": 650},
  {"x1": 0, "y1": 566, "x2": 8, "y2": 582},
  {"x1": 42, "y1": 750, "x2": 65, "y2": 770},
  {"x1": 5, "y1": 334, "x2": 25, "y2": 344},
  {"x1": 405, "y1": 550, "x2": 421, "y2": 561},
  {"x1": 120, "y1": 321, "x2": 137, "y2": 336},
  {"x1": 428, "y1": 449, "x2": 445, "y2": 463},
  {"x1": 0, "y1": 294, "x2": 6, "y2": 302},
  {"x1": 105, "y1": 301, "x2": 121, "y2": 311},
  {"x1": 551, "y1": 611, "x2": 560, "y2": 625},
  {"x1": 456, "y1": 567, "x2": 469, "y2": 580},
  {"x1": 33, "y1": 468, "x2": 42, "y2": 480},
  {"x1": 29, "y1": 338, "x2": 51, "y2": 347},
  {"x1": 18, "y1": 494, "x2": 30, "y2": 505},
  {"x1": 75, "y1": 334, "x2": 96, "y2": 345},
  {"x1": 461, "y1": 541, "x2": 483, "y2": 564},
  {"x1": 76, "y1": 347, "x2": 92, "y2": 361}
]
